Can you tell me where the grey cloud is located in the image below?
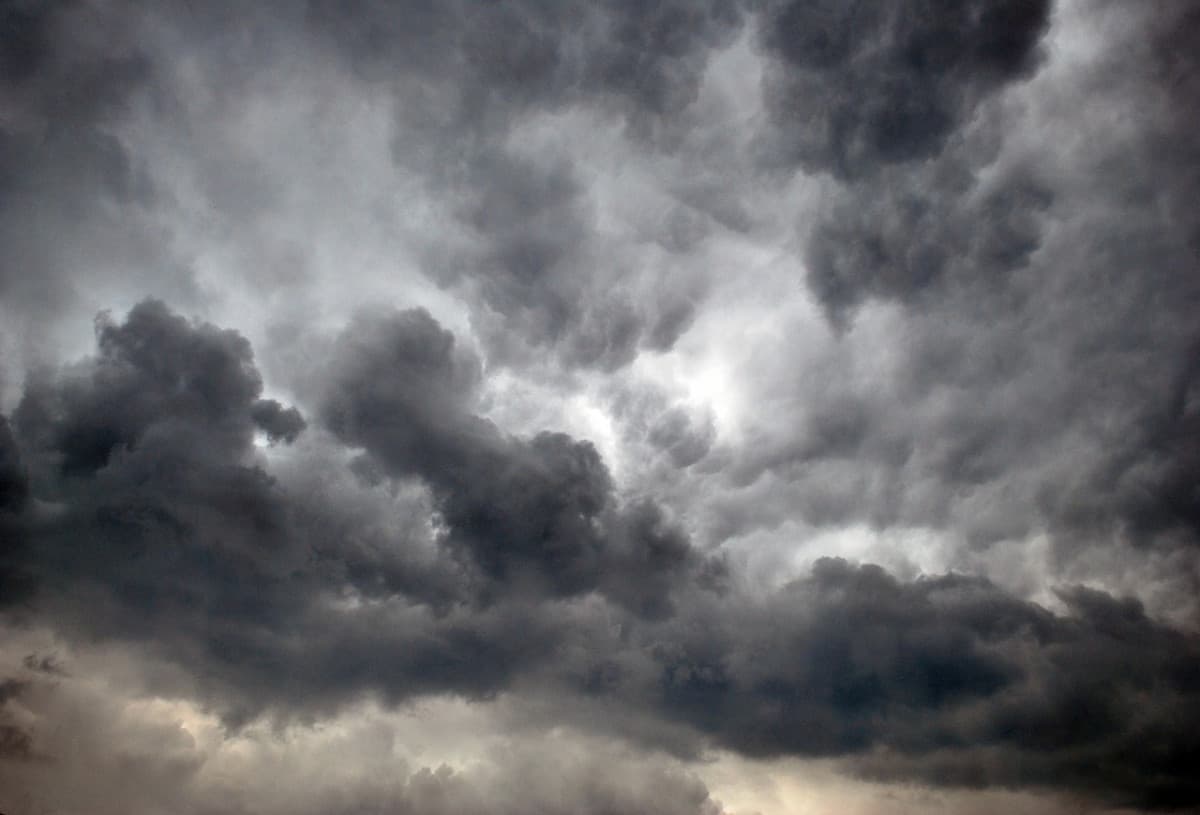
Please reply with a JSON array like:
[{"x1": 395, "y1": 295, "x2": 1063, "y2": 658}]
[
  {"x1": 322, "y1": 307, "x2": 715, "y2": 617},
  {"x1": 1034, "y1": 2, "x2": 1200, "y2": 566},
  {"x1": 318, "y1": 0, "x2": 747, "y2": 373},
  {"x1": 321, "y1": 307, "x2": 484, "y2": 479},
  {"x1": 0, "y1": 0, "x2": 738, "y2": 380},
  {"x1": 805, "y1": 160, "x2": 1051, "y2": 322},
  {"x1": 1046, "y1": 335, "x2": 1200, "y2": 564},
  {"x1": 642, "y1": 559, "x2": 1200, "y2": 811},
  {"x1": 700, "y1": 2, "x2": 1200, "y2": 621},
  {"x1": 20, "y1": 652, "x2": 65, "y2": 676},
  {"x1": 0, "y1": 665, "x2": 730, "y2": 815},
  {"x1": 0, "y1": 415, "x2": 32, "y2": 606},
  {"x1": 0, "y1": 1, "x2": 197, "y2": 359},
  {"x1": 853, "y1": 584, "x2": 1200, "y2": 811},
  {"x1": 648, "y1": 407, "x2": 717, "y2": 469},
  {"x1": 250, "y1": 399, "x2": 307, "y2": 444},
  {"x1": 0, "y1": 681, "x2": 34, "y2": 763},
  {"x1": 755, "y1": 0, "x2": 1051, "y2": 179},
  {"x1": 310, "y1": 0, "x2": 744, "y2": 130},
  {"x1": 5, "y1": 303, "x2": 314, "y2": 676},
  {"x1": 2, "y1": 303, "x2": 1198, "y2": 808},
  {"x1": 3, "y1": 1, "x2": 1200, "y2": 811},
  {"x1": 1, "y1": 302, "x2": 574, "y2": 719},
  {"x1": 765, "y1": 0, "x2": 1057, "y2": 328},
  {"x1": 608, "y1": 379, "x2": 716, "y2": 470},
  {"x1": 449, "y1": 149, "x2": 630, "y2": 370},
  {"x1": 0, "y1": 302, "x2": 702, "y2": 723},
  {"x1": 15, "y1": 300, "x2": 276, "y2": 475},
  {"x1": 0, "y1": 415, "x2": 27, "y2": 514},
  {"x1": 424, "y1": 141, "x2": 708, "y2": 373}
]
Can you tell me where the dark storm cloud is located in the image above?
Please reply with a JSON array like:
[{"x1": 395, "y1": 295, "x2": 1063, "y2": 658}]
[
  {"x1": 249, "y1": 399, "x2": 306, "y2": 445},
  {"x1": 0, "y1": 301, "x2": 706, "y2": 719},
  {"x1": 0, "y1": 302, "x2": 620, "y2": 720},
  {"x1": 754, "y1": 0, "x2": 1053, "y2": 320},
  {"x1": 705, "y1": 1, "x2": 1200, "y2": 619},
  {"x1": 309, "y1": 0, "x2": 744, "y2": 131},
  {"x1": 7, "y1": 300, "x2": 316, "y2": 672},
  {"x1": 660, "y1": 0, "x2": 1062, "y2": 545},
  {"x1": 4, "y1": 1, "x2": 1200, "y2": 812},
  {"x1": 1, "y1": 303, "x2": 1198, "y2": 809},
  {"x1": 755, "y1": 0, "x2": 1051, "y2": 179},
  {"x1": 321, "y1": 307, "x2": 717, "y2": 617},
  {"x1": 16, "y1": 300, "x2": 271, "y2": 472},
  {"x1": 1036, "y1": 2, "x2": 1200, "y2": 566},
  {"x1": 851, "y1": 586, "x2": 1200, "y2": 811},
  {"x1": 638, "y1": 559, "x2": 1200, "y2": 811},
  {"x1": 0, "y1": 1, "x2": 149, "y2": 162},
  {"x1": 0, "y1": 414, "x2": 32, "y2": 606},
  {"x1": 674, "y1": 0, "x2": 1200, "y2": 783},
  {"x1": 0, "y1": 0, "x2": 195, "y2": 344},
  {"x1": 805, "y1": 159, "x2": 1051, "y2": 321},
  {"x1": 0, "y1": 415, "x2": 26, "y2": 514}
]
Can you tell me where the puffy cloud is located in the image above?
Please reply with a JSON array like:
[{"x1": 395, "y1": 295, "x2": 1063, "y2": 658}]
[
  {"x1": 2, "y1": 304, "x2": 1198, "y2": 810},
  {"x1": 3, "y1": 1, "x2": 1200, "y2": 812},
  {"x1": 755, "y1": 0, "x2": 1051, "y2": 178},
  {"x1": 647, "y1": 559, "x2": 1200, "y2": 809},
  {"x1": 0, "y1": 0, "x2": 198, "y2": 379},
  {"x1": 321, "y1": 306, "x2": 718, "y2": 616}
]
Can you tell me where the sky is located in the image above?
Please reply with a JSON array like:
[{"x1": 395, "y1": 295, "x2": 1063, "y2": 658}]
[{"x1": 1, "y1": 1, "x2": 1199, "y2": 813}]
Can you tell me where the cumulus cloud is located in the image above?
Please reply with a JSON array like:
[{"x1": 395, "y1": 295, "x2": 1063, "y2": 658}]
[
  {"x1": 1, "y1": 302, "x2": 1197, "y2": 810},
  {"x1": 755, "y1": 0, "x2": 1051, "y2": 178},
  {"x1": 320, "y1": 306, "x2": 718, "y2": 616},
  {"x1": 2, "y1": 0, "x2": 1200, "y2": 813}
]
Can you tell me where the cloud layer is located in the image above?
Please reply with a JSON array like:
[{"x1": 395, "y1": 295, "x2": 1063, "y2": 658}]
[{"x1": 2, "y1": 1, "x2": 1199, "y2": 813}]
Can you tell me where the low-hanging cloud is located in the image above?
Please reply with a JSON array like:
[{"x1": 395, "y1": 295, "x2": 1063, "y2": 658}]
[
  {"x1": 2, "y1": 0, "x2": 1200, "y2": 812},
  {"x1": 2, "y1": 302, "x2": 1199, "y2": 811}
]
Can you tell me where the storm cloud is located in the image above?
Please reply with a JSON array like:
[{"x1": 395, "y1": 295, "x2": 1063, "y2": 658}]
[
  {"x1": 2, "y1": 1, "x2": 1199, "y2": 813},
  {"x1": 756, "y1": 0, "x2": 1051, "y2": 177}
]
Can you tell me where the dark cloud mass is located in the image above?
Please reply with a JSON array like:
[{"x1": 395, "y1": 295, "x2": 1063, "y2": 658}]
[
  {"x1": 2, "y1": 1, "x2": 1200, "y2": 814},
  {"x1": 757, "y1": 0, "x2": 1050, "y2": 178},
  {"x1": 0, "y1": 0, "x2": 197, "y2": 369},
  {"x1": 653, "y1": 560, "x2": 1200, "y2": 810},
  {"x1": 321, "y1": 306, "x2": 715, "y2": 617},
  {"x1": 3, "y1": 300, "x2": 1199, "y2": 811}
]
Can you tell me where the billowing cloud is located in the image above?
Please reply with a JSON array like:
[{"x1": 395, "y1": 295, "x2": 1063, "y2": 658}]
[
  {"x1": 321, "y1": 306, "x2": 717, "y2": 616},
  {"x1": 1, "y1": 1, "x2": 1199, "y2": 813},
  {"x1": 2, "y1": 302, "x2": 1198, "y2": 812},
  {"x1": 756, "y1": 0, "x2": 1050, "y2": 178}
]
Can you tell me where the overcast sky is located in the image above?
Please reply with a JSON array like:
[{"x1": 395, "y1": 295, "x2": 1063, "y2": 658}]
[{"x1": 2, "y1": 1, "x2": 1199, "y2": 813}]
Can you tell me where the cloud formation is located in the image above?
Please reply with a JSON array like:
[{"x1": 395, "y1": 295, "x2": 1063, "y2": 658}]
[
  {"x1": 1, "y1": 1, "x2": 1199, "y2": 813},
  {"x1": 3, "y1": 301, "x2": 1199, "y2": 811}
]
